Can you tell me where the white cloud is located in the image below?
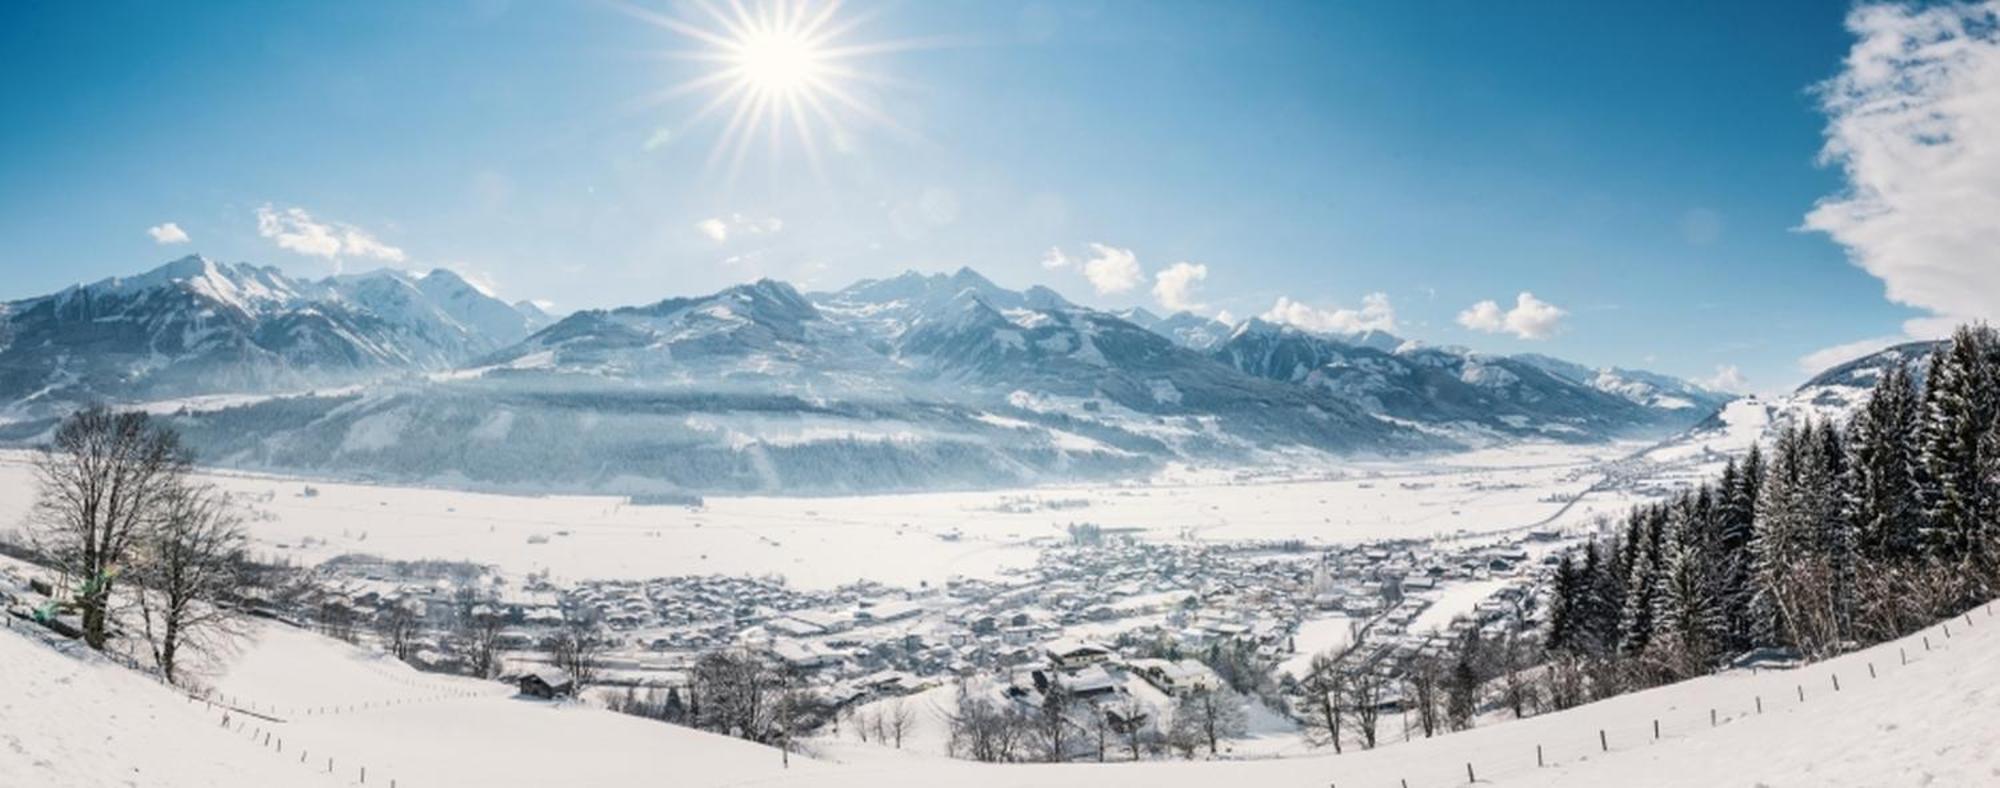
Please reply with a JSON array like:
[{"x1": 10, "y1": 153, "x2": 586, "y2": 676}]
[
  {"x1": 1701, "y1": 364, "x2": 1748, "y2": 393},
  {"x1": 696, "y1": 213, "x2": 783, "y2": 243},
  {"x1": 255, "y1": 205, "x2": 405, "y2": 263},
  {"x1": 1040, "y1": 246, "x2": 1071, "y2": 270},
  {"x1": 1151, "y1": 262, "x2": 1209, "y2": 313},
  {"x1": 1261, "y1": 292, "x2": 1397, "y2": 334},
  {"x1": 1805, "y1": 2, "x2": 2000, "y2": 336},
  {"x1": 146, "y1": 222, "x2": 189, "y2": 245},
  {"x1": 696, "y1": 218, "x2": 730, "y2": 242},
  {"x1": 1080, "y1": 242, "x2": 1143, "y2": 294},
  {"x1": 1456, "y1": 292, "x2": 1565, "y2": 340}
]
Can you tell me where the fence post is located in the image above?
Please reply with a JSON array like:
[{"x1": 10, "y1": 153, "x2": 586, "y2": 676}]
[
  {"x1": 1924, "y1": 636, "x2": 1932, "y2": 652},
  {"x1": 1868, "y1": 662, "x2": 1876, "y2": 679},
  {"x1": 1944, "y1": 622, "x2": 1952, "y2": 638},
  {"x1": 1599, "y1": 729, "x2": 1607, "y2": 752},
  {"x1": 1652, "y1": 719, "x2": 1659, "y2": 740},
  {"x1": 1755, "y1": 696, "x2": 1762, "y2": 714},
  {"x1": 1796, "y1": 685, "x2": 1805, "y2": 703},
  {"x1": 1710, "y1": 709, "x2": 1716, "y2": 727},
  {"x1": 1832, "y1": 674, "x2": 1840, "y2": 692},
  {"x1": 1901, "y1": 647, "x2": 1908, "y2": 665},
  {"x1": 1537, "y1": 744, "x2": 1544, "y2": 767},
  {"x1": 1467, "y1": 762, "x2": 1475, "y2": 783}
]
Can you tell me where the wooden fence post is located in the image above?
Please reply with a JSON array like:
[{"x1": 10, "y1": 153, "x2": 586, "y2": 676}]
[
  {"x1": 1599, "y1": 729, "x2": 1607, "y2": 751},
  {"x1": 1710, "y1": 709, "x2": 1716, "y2": 727},
  {"x1": 1537, "y1": 744, "x2": 1544, "y2": 767},
  {"x1": 1832, "y1": 675, "x2": 1840, "y2": 692},
  {"x1": 1868, "y1": 662, "x2": 1876, "y2": 679},
  {"x1": 1755, "y1": 696, "x2": 1762, "y2": 714},
  {"x1": 1653, "y1": 719, "x2": 1659, "y2": 740},
  {"x1": 1796, "y1": 685, "x2": 1805, "y2": 702}
]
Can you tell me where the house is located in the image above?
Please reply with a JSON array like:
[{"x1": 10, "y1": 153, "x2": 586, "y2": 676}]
[
  {"x1": 1127, "y1": 658, "x2": 1219, "y2": 697},
  {"x1": 1044, "y1": 638, "x2": 1114, "y2": 670},
  {"x1": 517, "y1": 668, "x2": 575, "y2": 699}
]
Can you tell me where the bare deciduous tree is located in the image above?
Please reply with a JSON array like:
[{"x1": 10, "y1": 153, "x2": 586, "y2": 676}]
[
  {"x1": 944, "y1": 683, "x2": 1031, "y2": 763},
  {"x1": 1173, "y1": 686, "x2": 1245, "y2": 757},
  {"x1": 1341, "y1": 667, "x2": 1383, "y2": 750},
  {"x1": 376, "y1": 600, "x2": 423, "y2": 662},
  {"x1": 27, "y1": 407, "x2": 189, "y2": 650},
  {"x1": 550, "y1": 616, "x2": 605, "y2": 689},
  {"x1": 1300, "y1": 651, "x2": 1347, "y2": 752},
  {"x1": 133, "y1": 482, "x2": 247, "y2": 684},
  {"x1": 887, "y1": 698, "x2": 914, "y2": 749}
]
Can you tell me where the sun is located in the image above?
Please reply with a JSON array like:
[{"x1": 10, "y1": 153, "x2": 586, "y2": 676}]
[
  {"x1": 626, "y1": 0, "x2": 923, "y2": 177},
  {"x1": 734, "y1": 27, "x2": 824, "y2": 93}
]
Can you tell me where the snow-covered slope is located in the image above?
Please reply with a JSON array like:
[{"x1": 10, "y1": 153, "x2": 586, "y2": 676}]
[
  {"x1": 0, "y1": 617, "x2": 822, "y2": 788},
  {"x1": 1655, "y1": 339, "x2": 1940, "y2": 464},
  {"x1": 782, "y1": 606, "x2": 1999, "y2": 787},
  {"x1": 0, "y1": 622, "x2": 325, "y2": 788},
  {"x1": 14, "y1": 597, "x2": 1990, "y2": 787}
]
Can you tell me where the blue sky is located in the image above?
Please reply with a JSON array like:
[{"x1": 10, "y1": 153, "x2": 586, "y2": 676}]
[{"x1": 0, "y1": 0, "x2": 1953, "y2": 391}]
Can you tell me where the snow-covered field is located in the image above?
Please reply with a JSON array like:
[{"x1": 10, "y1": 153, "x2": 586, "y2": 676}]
[
  {"x1": 9, "y1": 595, "x2": 1996, "y2": 787},
  {"x1": 0, "y1": 440, "x2": 1661, "y2": 591}
]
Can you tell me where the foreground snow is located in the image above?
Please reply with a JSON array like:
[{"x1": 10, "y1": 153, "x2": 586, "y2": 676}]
[
  {"x1": 10, "y1": 602, "x2": 1998, "y2": 786},
  {"x1": 798, "y1": 608, "x2": 2000, "y2": 787},
  {"x1": 1, "y1": 618, "x2": 816, "y2": 787}
]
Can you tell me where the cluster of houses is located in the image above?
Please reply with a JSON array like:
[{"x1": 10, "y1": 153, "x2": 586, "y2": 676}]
[{"x1": 273, "y1": 520, "x2": 1564, "y2": 734}]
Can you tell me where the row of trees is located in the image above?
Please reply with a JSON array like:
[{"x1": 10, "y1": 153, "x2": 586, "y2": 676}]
[
  {"x1": 1546, "y1": 324, "x2": 2000, "y2": 690},
  {"x1": 24, "y1": 407, "x2": 249, "y2": 684},
  {"x1": 942, "y1": 681, "x2": 1250, "y2": 763},
  {"x1": 1297, "y1": 625, "x2": 1539, "y2": 753}
]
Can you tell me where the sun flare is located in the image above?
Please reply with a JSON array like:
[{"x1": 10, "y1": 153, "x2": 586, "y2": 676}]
[{"x1": 630, "y1": 0, "x2": 920, "y2": 177}]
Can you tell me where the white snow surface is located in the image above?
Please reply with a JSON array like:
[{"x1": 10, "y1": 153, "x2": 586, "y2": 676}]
[{"x1": 23, "y1": 599, "x2": 1985, "y2": 787}]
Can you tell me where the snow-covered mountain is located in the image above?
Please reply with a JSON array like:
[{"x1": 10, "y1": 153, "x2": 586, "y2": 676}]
[
  {"x1": 1512, "y1": 353, "x2": 1735, "y2": 413},
  {"x1": 0, "y1": 259, "x2": 1733, "y2": 493},
  {"x1": 0, "y1": 256, "x2": 545, "y2": 416},
  {"x1": 1648, "y1": 340, "x2": 1941, "y2": 465},
  {"x1": 1211, "y1": 319, "x2": 1708, "y2": 440}
]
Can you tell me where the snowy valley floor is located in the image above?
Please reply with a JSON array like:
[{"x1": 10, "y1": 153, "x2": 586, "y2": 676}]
[{"x1": 6, "y1": 604, "x2": 1999, "y2": 787}]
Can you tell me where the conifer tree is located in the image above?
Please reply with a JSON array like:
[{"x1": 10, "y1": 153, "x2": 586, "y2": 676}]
[
  {"x1": 1848, "y1": 363, "x2": 1923, "y2": 561},
  {"x1": 1919, "y1": 326, "x2": 2000, "y2": 595}
]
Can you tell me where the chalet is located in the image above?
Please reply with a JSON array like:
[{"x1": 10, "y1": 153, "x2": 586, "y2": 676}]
[
  {"x1": 1044, "y1": 638, "x2": 1114, "y2": 670},
  {"x1": 517, "y1": 668, "x2": 575, "y2": 699}
]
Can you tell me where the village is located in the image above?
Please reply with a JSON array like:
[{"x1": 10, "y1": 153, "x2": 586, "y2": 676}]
[{"x1": 272, "y1": 515, "x2": 1577, "y2": 751}]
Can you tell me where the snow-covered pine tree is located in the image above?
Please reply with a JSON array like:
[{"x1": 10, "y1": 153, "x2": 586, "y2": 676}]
[
  {"x1": 1652, "y1": 490, "x2": 1723, "y2": 673},
  {"x1": 1618, "y1": 506, "x2": 1661, "y2": 654},
  {"x1": 1919, "y1": 325, "x2": 2000, "y2": 596},
  {"x1": 1848, "y1": 362, "x2": 1924, "y2": 561},
  {"x1": 1749, "y1": 423, "x2": 1809, "y2": 648},
  {"x1": 1716, "y1": 451, "x2": 1760, "y2": 652},
  {"x1": 1577, "y1": 538, "x2": 1618, "y2": 655},
  {"x1": 1546, "y1": 551, "x2": 1579, "y2": 654}
]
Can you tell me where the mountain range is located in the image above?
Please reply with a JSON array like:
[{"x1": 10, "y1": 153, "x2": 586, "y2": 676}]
[{"x1": 0, "y1": 257, "x2": 1737, "y2": 494}]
